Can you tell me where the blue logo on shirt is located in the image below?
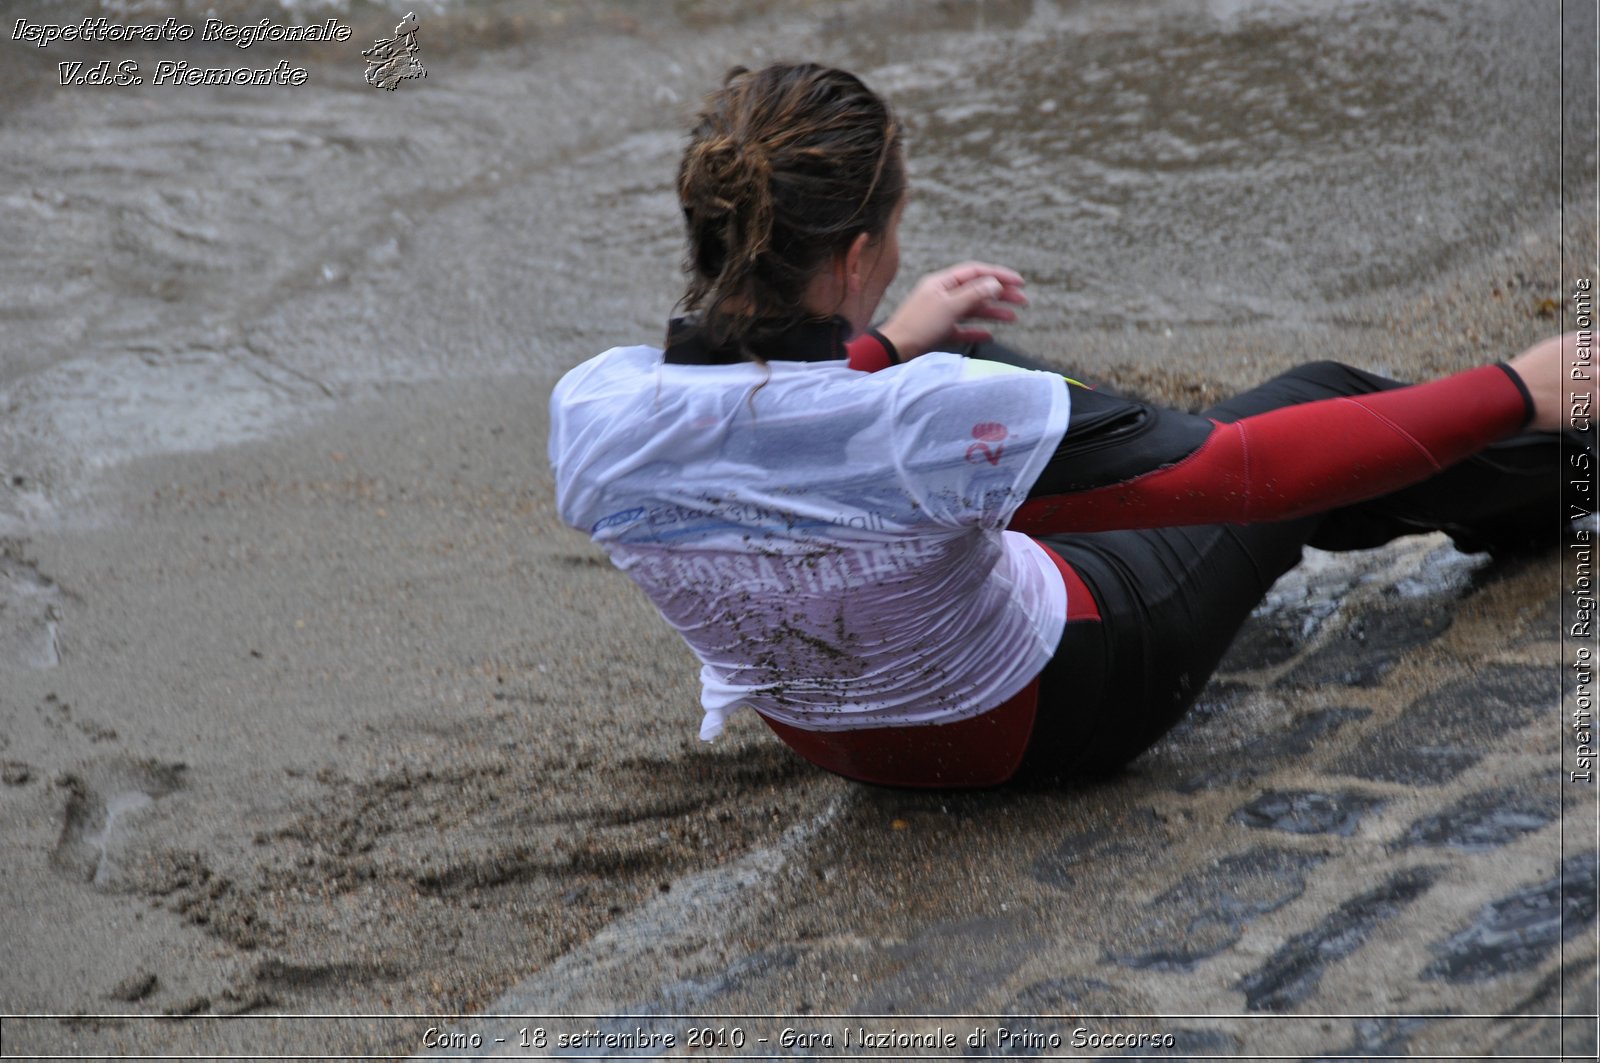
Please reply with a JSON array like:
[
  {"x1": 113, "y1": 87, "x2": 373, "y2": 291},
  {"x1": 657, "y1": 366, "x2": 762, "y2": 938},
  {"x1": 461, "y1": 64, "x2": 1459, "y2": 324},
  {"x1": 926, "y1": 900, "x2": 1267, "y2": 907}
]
[{"x1": 593, "y1": 507, "x2": 646, "y2": 533}]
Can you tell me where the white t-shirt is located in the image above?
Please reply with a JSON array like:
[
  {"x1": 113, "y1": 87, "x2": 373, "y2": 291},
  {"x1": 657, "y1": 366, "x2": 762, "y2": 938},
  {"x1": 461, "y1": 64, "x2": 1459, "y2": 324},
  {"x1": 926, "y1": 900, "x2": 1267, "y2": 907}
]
[{"x1": 548, "y1": 346, "x2": 1072, "y2": 740}]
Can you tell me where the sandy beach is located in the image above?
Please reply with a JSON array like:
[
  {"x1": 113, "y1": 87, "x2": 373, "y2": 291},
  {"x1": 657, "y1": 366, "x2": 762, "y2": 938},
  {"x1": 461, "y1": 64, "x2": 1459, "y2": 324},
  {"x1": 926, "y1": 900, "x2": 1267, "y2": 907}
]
[{"x1": 1, "y1": 0, "x2": 1596, "y2": 1058}]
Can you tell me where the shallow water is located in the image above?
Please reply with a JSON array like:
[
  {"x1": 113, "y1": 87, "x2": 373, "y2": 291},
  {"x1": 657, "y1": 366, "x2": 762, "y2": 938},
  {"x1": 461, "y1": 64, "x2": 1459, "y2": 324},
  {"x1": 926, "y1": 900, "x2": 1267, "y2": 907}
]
[
  {"x1": 876, "y1": 0, "x2": 1579, "y2": 326},
  {"x1": 0, "y1": 0, "x2": 1593, "y2": 528}
]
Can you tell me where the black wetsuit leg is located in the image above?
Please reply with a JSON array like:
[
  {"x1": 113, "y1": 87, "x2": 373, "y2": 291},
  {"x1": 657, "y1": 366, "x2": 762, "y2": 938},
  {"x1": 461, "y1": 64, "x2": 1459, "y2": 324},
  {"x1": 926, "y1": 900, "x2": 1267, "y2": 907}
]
[{"x1": 1009, "y1": 359, "x2": 1565, "y2": 781}]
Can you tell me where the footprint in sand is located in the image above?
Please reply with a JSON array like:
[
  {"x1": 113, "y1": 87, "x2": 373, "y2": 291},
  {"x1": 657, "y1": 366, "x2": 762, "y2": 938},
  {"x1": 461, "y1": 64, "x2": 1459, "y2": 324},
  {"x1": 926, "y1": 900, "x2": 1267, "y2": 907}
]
[
  {"x1": 51, "y1": 756, "x2": 187, "y2": 890},
  {"x1": 0, "y1": 545, "x2": 64, "y2": 669}
]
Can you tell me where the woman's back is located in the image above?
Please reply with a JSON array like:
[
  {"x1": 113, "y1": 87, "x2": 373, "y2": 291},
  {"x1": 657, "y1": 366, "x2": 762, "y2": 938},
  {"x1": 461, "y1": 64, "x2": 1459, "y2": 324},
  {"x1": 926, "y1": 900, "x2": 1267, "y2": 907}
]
[{"x1": 550, "y1": 343, "x2": 1071, "y2": 740}]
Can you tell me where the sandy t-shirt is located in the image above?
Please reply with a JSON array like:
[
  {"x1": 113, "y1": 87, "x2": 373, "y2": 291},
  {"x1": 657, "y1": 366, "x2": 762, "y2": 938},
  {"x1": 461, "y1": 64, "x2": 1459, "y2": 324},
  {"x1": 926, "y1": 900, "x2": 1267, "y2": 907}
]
[{"x1": 549, "y1": 347, "x2": 1072, "y2": 740}]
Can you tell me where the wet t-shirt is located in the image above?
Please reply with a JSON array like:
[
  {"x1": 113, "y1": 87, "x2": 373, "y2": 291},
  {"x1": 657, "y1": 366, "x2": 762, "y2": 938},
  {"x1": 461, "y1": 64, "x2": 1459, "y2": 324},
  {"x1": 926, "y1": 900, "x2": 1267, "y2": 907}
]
[{"x1": 549, "y1": 347, "x2": 1071, "y2": 740}]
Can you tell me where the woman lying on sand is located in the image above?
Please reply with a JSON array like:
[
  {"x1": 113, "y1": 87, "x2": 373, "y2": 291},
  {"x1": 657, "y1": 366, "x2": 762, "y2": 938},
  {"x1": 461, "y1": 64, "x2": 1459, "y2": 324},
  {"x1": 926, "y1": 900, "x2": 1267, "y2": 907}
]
[{"x1": 550, "y1": 62, "x2": 1580, "y2": 788}]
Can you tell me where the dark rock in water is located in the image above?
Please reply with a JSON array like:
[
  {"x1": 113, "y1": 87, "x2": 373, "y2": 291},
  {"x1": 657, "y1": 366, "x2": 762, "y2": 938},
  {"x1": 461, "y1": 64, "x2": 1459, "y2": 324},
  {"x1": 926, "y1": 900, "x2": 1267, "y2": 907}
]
[
  {"x1": 1030, "y1": 826, "x2": 1143, "y2": 889},
  {"x1": 1330, "y1": 664, "x2": 1551, "y2": 786},
  {"x1": 1174, "y1": 706, "x2": 1371, "y2": 794},
  {"x1": 1423, "y1": 852, "x2": 1598, "y2": 983},
  {"x1": 1230, "y1": 789, "x2": 1386, "y2": 836},
  {"x1": 1280, "y1": 599, "x2": 1453, "y2": 689},
  {"x1": 1007, "y1": 975, "x2": 1146, "y2": 1015},
  {"x1": 1335, "y1": 744, "x2": 1479, "y2": 788},
  {"x1": 1399, "y1": 786, "x2": 1557, "y2": 851},
  {"x1": 1031, "y1": 808, "x2": 1167, "y2": 890},
  {"x1": 1236, "y1": 866, "x2": 1438, "y2": 1011},
  {"x1": 1162, "y1": 681, "x2": 1250, "y2": 740},
  {"x1": 1407, "y1": 663, "x2": 1555, "y2": 730},
  {"x1": 1218, "y1": 612, "x2": 1319, "y2": 672},
  {"x1": 1106, "y1": 846, "x2": 1326, "y2": 971}
]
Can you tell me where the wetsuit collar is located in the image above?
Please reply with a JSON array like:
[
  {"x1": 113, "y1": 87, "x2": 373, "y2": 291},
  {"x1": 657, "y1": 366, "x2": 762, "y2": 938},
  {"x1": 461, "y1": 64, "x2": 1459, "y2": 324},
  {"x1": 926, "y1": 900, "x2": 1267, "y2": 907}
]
[{"x1": 663, "y1": 315, "x2": 852, "y2": 365}]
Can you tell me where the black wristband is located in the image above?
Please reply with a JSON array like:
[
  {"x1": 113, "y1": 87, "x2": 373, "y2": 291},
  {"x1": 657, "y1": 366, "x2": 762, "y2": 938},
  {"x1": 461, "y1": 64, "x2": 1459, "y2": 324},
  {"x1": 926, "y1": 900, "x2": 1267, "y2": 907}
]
[
  {"x1": 1494, "y1": 361, "x2": 1537, "y2": 427},
  {"x1": 867, "y1": 326, "x2": 901, "y2": 365}
]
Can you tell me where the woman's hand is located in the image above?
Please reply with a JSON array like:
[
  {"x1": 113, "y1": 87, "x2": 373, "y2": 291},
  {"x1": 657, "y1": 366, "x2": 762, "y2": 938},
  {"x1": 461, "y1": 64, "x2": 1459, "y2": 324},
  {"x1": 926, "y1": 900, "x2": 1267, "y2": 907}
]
[
  {"x1": 1508, "y1": 331, "x2": 1590, "y2": 433},
  {"x1": 878, "y1": 261, "x2": 1027, "y2": 361}
]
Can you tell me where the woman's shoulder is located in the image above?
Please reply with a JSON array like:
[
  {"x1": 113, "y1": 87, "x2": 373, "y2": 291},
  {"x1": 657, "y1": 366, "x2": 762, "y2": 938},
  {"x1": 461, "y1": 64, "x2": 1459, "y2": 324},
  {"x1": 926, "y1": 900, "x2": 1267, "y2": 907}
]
[
  {"x1": 563, "y1": 342, "x2": 660, "y2": 378},
  {"x1": 551, "y1": 344, "x2": 663, "y2": 406}
]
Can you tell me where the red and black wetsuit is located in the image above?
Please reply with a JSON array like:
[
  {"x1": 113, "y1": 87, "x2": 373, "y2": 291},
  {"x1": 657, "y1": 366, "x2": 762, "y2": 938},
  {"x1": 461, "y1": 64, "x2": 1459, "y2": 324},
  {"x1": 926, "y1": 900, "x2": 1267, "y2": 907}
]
[{"x1": 669, "y1": 319, "x2": 1559, "y2": 787}]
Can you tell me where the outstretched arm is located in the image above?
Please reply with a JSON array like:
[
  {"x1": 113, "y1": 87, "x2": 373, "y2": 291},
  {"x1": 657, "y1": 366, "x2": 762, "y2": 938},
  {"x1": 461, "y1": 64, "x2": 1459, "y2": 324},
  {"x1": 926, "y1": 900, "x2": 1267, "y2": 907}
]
[
  {"x1": 1015, "y1": 332, "x2": 1586, "y2": 534},
  {"x1": 1008, "y1": 362, "x2": 1535, "y2": 533},
  {"x1": 847, "y1": 270, "x2": 1580, "y2": 534}
]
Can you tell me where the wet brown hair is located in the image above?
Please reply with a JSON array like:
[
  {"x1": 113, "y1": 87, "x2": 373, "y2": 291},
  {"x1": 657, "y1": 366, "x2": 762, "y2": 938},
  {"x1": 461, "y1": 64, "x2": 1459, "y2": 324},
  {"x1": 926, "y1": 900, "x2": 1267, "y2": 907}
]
[{"x1": 675, "y1": 62, "x2": 905, "y2": 355}]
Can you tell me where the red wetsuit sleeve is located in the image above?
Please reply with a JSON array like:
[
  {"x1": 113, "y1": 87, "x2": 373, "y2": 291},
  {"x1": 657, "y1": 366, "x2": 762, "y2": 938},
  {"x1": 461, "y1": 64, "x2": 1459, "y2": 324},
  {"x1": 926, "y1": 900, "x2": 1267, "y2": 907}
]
[
  {"x1": 846, "y1": 328, "x2": 900, "y2": 372},
  {"x1": 1009, "y1": 363, "x2": 1534, "y2": 534}
]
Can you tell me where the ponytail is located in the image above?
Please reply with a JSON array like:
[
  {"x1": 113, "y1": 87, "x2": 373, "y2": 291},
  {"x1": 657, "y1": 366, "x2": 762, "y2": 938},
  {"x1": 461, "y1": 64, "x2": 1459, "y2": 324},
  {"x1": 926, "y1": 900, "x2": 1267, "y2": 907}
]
[{"x1": 676, "y1": 63, "x2": 904, "y2": 357}]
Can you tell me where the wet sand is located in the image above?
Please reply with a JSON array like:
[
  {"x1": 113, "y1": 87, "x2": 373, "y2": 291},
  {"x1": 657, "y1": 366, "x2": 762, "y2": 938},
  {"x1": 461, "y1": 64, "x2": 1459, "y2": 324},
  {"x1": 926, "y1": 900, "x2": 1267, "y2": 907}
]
[
  {"x1": 0, "y1": 0, "x2": 1595, "y2": 1058},
  {"x1": 2, "y1": 371, "x2": 839, "y2": 1055}
]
